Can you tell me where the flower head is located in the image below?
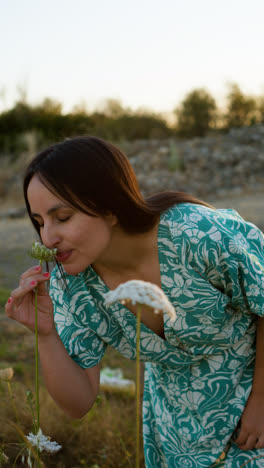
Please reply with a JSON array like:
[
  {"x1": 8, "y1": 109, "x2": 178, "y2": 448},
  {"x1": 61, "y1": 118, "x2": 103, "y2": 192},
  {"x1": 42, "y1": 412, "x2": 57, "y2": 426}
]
[
  {"x1": 0, "y1": 367, "x2": 14, "y2": 381},
  {"x1": 26, "y1": 428, "x2": 61, "y2": 454},
  {"x1": 0, "y1": 450, "x2": 9, "y2": 465},
  {"x1": 31, "y1": 242, "x2": 57, "y2": 262},
  {"x1": 104, "y1": 280, "x2": 176, "y2": 320}
]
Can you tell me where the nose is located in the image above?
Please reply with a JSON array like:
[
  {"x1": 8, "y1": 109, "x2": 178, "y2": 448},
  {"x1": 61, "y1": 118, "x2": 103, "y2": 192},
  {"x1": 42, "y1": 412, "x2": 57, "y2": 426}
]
[{"x1": 41, "y1": 223, "x2": 61, "y2": 249}]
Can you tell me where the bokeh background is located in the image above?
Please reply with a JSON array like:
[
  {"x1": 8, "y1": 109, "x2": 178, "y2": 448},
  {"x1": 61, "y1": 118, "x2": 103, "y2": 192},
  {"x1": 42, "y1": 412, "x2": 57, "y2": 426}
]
[{"x1": 1, "y1": 1, "x2": 264, "y2": 466}]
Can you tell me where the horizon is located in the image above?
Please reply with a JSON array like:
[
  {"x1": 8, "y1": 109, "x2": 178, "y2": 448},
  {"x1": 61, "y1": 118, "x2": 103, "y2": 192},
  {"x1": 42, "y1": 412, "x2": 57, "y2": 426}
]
[{"x1": 1, "y1": 0, "x2": 264, "y2": 114}]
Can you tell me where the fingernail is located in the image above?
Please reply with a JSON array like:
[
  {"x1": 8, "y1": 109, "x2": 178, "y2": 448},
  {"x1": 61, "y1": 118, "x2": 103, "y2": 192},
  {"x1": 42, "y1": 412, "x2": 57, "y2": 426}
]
[
  {"x1": 35, "y1": 266, "x2": 41, "y2": 271},
  {"x1": 30, "y1": 280, "x2": 37, "y2": 286},
  {"x1": 43, "y1": 272, "x2": 50, "y2": 277},
  {"x1": 7, "y1": 297, "x2": 12, "y2": 304}
]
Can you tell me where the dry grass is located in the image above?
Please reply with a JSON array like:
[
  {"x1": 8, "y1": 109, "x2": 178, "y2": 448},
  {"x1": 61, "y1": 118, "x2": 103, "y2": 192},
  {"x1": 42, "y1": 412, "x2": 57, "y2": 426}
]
[{"x1": 0, "y1": 311, "x2": 144, "y2": 467}]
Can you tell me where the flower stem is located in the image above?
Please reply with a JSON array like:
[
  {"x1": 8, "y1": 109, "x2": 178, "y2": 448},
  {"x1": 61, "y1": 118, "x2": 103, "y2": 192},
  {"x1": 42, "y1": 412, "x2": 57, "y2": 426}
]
[
  {"x1": 136, "y1": 305, "x2": 141, "y2": 468},
  {"x1": 35, "y1": 260, "x2": 42, "y2": 434},
  {"x1": 7, "y1": 381, "x2": 20, "y2": 426},
  {"x1": 239, "y1": 456, "x2": 264, "y2": 468}
]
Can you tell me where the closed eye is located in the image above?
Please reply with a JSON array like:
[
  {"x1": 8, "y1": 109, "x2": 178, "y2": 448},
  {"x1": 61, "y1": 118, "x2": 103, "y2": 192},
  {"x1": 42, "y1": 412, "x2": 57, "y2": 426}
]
[
  {"x1": 31, "y1": 216, "x2": 71, "y2": 228},
  {"x1": 30, "y1": 217, "x2": 43, "y2": 228},
  {"x1": 57, "y1": 216, "x2": 71, "y2": 223}
]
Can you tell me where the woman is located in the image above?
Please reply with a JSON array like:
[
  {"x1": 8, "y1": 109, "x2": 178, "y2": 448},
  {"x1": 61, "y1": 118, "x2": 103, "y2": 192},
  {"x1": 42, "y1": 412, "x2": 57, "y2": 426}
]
[{"x1": 5, "y1": 136, "x2": 264, "y2": 467}]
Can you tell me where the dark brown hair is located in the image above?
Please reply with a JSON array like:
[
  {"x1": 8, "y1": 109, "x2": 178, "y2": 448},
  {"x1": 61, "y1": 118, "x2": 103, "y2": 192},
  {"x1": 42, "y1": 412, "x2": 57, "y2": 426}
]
[{"x1": 23, "y1": 136, "x2": 213, "y2": 236}]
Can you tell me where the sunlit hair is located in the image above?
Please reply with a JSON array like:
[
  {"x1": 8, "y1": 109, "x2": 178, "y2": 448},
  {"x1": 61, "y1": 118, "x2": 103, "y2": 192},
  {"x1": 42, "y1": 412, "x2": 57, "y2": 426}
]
[{"x1": 23, "y1": 136, "x2": 213, "y2": 237}]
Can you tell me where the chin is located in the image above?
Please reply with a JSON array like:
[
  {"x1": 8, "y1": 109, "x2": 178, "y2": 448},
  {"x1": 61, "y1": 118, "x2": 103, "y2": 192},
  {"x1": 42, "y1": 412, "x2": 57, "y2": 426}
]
[{"x1": 62, "y1": 263, "x2": 88, "y2": 276}]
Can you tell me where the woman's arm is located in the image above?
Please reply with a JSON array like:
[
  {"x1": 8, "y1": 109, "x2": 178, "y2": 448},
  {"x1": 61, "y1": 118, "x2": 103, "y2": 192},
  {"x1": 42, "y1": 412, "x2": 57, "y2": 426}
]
[
  {"x1": 235, "y1": 315, "x2": 264, "y2": 450},
  {"x1": 5, "y1": 265, "x2": 100, "y2": 419},
  {"x1": 38, "y1": 330, "x2": 100, "y2": 418}
]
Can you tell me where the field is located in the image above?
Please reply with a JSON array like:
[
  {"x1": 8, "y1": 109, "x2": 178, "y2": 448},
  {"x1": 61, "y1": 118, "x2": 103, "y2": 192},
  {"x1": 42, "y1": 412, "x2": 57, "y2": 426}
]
[
  {"x1": 0, "y1": 191, "x2": 264, "y2": 467},
  {"x1": 0, "y1": 217, "x2": 143, "y2": 467}
]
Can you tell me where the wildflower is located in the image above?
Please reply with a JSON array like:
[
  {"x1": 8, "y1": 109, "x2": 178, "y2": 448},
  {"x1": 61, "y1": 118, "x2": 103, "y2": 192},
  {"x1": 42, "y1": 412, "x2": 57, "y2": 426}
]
[
  {"x1": 104, "y1": 279, "x2": 176, "y2": 320},
  {"x1": 100, "y1": 367, "x2": 135, "y2": 394},
  {"x1": 30, "y1": 242, "x2": 57, "y2": 262},
  {"x1": 29, "y1": 242, "x2": 57, "y2": 436},
  {"x1": 0, "y1": 450, "x2": 9, "y2": 465},
  {"x1": 26, "y1": 428, "x2": 62, "y2": 454},
  {"x1": 105, "y1": 280, "x2": 175, "y2": 468},
  {"x1": 0, "y1": 367, "x2": 14, "y2": 381}
]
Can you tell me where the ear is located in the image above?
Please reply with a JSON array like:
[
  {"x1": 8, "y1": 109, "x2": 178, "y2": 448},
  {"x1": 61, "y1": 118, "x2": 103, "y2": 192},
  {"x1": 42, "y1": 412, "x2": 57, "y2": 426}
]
[
  {"x1": 105, "y1": 212, "x2": 118, "y2": 227},
  {"x1": 110, "y1": 214, "x2": 118, "y2": 226}
]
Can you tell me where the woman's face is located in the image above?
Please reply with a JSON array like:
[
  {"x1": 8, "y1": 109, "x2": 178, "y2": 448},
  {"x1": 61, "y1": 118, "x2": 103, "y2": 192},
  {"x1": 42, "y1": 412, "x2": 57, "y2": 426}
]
[{"x1": 27, "y1": 175, "x2": 116, "y2": 276}]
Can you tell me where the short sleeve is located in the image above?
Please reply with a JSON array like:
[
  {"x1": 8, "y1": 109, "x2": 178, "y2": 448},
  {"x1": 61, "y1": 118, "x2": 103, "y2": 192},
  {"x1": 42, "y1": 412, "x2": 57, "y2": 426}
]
[
  {"x1": 49, "y1": 269, "x2": 107, "y2": 368},
  {"x1": 183, "y1": 206, "x2": 264, "y2": 317}
]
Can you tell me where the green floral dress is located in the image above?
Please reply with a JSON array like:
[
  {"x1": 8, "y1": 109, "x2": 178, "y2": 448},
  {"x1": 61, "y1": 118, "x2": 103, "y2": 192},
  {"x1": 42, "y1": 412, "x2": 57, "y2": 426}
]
[{"x1": 49, "y1": 203, "x2": 264, "y2": 467}]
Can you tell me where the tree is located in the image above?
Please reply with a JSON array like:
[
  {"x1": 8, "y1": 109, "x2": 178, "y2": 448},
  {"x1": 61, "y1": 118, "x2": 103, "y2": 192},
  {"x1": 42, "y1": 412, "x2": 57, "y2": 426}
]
[
  {"x1": 224, "y1": 83, "x2": 257, "y2": 128},
  {"x1": 36, "y1": 97, "x2": 63, "y2": 115},
  {"x1": 174, "y1": 88, "x2": 217, "y2": 137},
  {"x1": 97, "y1": 98, "x2": 129, "y2": 118},
  {"x1": 257, "y1": 96, "x2": 264, "y2": 123}
]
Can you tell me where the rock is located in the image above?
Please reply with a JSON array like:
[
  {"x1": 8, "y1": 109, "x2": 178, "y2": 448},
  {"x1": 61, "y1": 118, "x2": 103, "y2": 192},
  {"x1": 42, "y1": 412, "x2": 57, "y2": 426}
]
[
  {"x1": 0, "y1": 207, "x2": 27, "y2": 219},
  {"x1": 122, "y1": 124, "x2": 264, "y2": 199}
]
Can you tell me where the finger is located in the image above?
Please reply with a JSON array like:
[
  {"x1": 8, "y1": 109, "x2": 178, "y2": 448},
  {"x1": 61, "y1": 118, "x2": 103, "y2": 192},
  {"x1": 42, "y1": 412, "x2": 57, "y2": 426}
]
[
  {"x1": 10, "y1": 275, "x2": 47, "y2": 304},
  {"x1": 235, "y1": 429, "x2": 249, "y2": 447},
  {"x1": 20, "y1": 264, "x2": 43, "y2": 282},
  {"x1": 20, "y1": 272, "x2": 51, "y2": 295},
  {"x1": 5, "y1": 296, "x2": 16, "y2": 317},
  {"x1": 37, "y1": 273, "x2": 51, "y2": 295},
  {"x1": 255, "y1": 436, "x2": 264, "y2": 449},
  {"x1": 7, "y1": 280, "x2": 37, "y2": 311},
  {"x1": 238, "y1": 434, "x2": 257, "y2": 451}
]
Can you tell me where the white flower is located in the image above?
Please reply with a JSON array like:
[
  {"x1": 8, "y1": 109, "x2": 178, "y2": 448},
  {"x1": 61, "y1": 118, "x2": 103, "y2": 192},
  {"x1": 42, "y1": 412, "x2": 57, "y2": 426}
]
[
  {"x1": 31, "y1": 242, "x2": 57, "y2": 262},
  {"x1": 0, "y1": 451, "x2": 9, "y2": 465},
  {"x1": 104, "y1": 280, "x2": 176, "y2": 320},
  {"x1": 100, "y1": 367, "x2": 135, "y2": 392},
  {"x1": 0, "y1": 367, "x2": 14, "y2": 381},
  {"x1": 26, "y1": 428, "x2": 61, "y2": 454}
]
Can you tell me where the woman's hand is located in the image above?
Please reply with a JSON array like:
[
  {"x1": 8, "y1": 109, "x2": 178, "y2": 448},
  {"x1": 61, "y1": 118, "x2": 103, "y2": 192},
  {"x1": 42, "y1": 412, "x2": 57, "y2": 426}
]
[
  {"x1": 235, "y1": 391, "x2": 264, "y2": 450},
  {"x1": 5, "y1": 264, "x2": 55, "y2": 336}
]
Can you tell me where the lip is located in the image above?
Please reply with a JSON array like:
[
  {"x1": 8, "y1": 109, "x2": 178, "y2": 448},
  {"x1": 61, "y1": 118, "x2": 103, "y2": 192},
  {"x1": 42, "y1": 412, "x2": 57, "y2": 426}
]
[{"x1": 56, "y1": 250, "x2": 72, "y2": 263}]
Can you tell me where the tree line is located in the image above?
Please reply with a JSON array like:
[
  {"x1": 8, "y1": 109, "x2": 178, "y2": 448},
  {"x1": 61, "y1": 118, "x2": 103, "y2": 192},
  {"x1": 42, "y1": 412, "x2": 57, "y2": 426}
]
[{"x1": 0, "y1": 83, "x2": 264, "y2": 157}]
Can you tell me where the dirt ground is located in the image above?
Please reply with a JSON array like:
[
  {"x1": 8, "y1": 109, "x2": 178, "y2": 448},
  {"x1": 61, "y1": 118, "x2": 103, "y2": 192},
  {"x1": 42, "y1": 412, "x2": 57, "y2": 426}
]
[{"x1": 0, "y1": 191, "x2": 263, "y2": 290}]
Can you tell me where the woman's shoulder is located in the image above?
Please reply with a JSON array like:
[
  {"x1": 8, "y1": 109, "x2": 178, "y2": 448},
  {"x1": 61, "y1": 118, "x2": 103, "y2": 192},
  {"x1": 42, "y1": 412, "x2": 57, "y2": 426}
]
[
  {"x1": 160, "y1": 202, "x2": 217, "y2": 226},
  {"x1": 160, "y1": 202, "x2": 263, "y2": 245}
]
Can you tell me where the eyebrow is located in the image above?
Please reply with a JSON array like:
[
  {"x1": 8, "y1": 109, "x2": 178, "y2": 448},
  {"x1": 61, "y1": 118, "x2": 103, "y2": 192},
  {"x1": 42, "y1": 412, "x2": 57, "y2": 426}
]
[{"x1": 31, "y1": 203, "x2": 70, "y2": 218}]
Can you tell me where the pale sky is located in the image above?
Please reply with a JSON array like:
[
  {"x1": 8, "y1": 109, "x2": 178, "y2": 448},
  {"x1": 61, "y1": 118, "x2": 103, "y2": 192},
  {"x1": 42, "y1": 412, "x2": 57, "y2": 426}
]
[{"x1": 1, "y1": 0, "x2": 264, "y2": 114}]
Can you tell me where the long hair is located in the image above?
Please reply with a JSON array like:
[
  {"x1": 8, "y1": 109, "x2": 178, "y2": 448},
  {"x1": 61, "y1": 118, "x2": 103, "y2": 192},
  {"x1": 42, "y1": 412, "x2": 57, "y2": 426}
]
[{"x1": 23, "y1": 136, "x2": 213, "y2": 236}]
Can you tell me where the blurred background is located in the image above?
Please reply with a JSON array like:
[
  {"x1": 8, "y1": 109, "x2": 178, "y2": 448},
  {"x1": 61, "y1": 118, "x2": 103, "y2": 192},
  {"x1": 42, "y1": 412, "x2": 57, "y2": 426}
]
[
  {"x1": 0, "y1": 1, "x2": 264, "y2": 466},
  {"x1": 1, "y1": 0, "x2": 264, "y2": 206}
]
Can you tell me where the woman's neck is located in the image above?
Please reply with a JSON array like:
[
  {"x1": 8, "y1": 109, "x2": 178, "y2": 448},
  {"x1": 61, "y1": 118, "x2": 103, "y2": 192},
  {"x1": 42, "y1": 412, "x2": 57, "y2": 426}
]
[{"x1": 92, "y1": 220, "x2": 160, "y2": 279}]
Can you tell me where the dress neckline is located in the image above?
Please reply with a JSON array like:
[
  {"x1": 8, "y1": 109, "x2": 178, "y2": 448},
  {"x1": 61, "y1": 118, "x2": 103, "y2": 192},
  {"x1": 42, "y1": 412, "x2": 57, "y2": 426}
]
[{"x1": 84, "y1": 212, "x2": 171, "y2": 341}]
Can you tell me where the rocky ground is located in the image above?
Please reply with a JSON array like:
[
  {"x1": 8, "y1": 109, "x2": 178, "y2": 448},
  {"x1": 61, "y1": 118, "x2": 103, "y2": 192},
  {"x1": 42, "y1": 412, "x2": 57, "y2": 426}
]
[
  {"x1": 1, "y1": 124, "x2": 264, "y2": 288},
  {"x1": 0, "y1": 216, "x2": 36, "y2": 289}
]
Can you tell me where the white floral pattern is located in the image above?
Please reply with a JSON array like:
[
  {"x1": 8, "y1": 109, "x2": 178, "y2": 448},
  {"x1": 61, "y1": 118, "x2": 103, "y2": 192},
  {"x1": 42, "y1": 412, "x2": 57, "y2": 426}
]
[{"x1": 50, "y1": 203, "x2": 264, "y2": 467}]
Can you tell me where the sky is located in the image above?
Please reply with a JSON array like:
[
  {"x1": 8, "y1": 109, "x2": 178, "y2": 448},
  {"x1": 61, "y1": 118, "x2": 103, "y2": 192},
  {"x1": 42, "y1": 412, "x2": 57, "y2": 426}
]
[{"x1": 1, "y1": 0, "x2": 264, "y2": 115}]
